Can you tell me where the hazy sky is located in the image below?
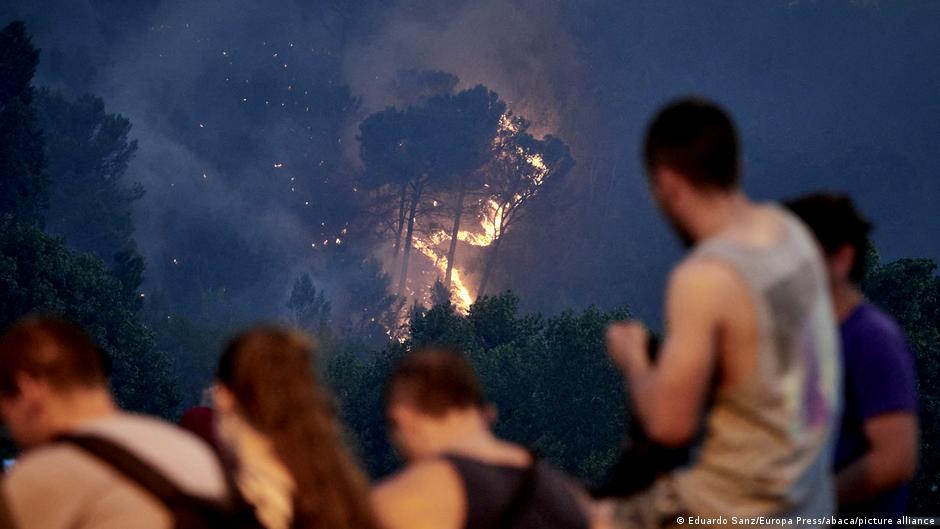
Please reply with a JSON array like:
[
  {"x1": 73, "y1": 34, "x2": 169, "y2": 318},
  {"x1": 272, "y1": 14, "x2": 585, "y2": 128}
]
[{"x1": 2, "y1": 0, "x2": 938, "y2": 323}]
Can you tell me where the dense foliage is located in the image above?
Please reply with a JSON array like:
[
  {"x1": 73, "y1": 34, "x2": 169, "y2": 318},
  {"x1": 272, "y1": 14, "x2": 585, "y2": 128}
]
[
  {"x1": 321, "y1": 266, "x2": 940, "y2": 512},
  {"x1": 0, "y1": 22, "x2": 178, "y2": 436},
  {"x1": 323, "y1": 291, "x2": 630, "y2": 483},
  {"x1": 863, "y1": 252, "x2": 940, "y2": 513},
  {"x1": 35, "y1": 88, "x2": 142, "y2": 266},
  {"x1": 0, "y1": 216, "x2": 176, "y2": 415},
  {"x1": 0, "y1": 22, "x2": 46, "y2": 224}
]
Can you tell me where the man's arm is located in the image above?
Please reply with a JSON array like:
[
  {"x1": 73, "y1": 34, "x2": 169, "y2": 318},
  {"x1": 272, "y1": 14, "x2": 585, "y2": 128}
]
[
  {"x1": 371, "y1": 460, "x2": 464, "y2": 529},
  {"x1": 837, "y1": 412, "x2": 919, "y2": 505},
  {"x1": 837, "y1": 313, "x2": 920, "y2": 507},
  {"x1": 606, "y1": 259, "x2": 732, "y2": 446}
]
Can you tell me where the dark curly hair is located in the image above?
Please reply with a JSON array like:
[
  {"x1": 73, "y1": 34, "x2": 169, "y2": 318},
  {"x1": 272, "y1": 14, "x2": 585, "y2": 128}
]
[{"x1": 785, "y1": 192, "x2": 873, "y2": 284}]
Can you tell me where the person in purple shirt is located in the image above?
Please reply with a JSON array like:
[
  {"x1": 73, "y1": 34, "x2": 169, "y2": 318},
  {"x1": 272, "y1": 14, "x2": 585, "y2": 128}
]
[{"x1": 787, "y1": 192, "x2": 919, "y2": 521}]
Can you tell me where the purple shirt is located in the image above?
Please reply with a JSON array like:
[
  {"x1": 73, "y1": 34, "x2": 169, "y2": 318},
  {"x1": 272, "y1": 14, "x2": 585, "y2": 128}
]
[{"x1": 835, "y1": 303, "x2": 918, "y2": 519}]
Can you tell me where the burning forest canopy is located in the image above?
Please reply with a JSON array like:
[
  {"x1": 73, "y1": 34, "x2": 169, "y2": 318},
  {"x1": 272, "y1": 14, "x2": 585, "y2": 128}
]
[
  {"x1": 4, "y1": 0, "x2": 938, "y2": 338},
  {"x1": 0, "y1": 14, "x2": 582, "y2": 375},
  {"x1": 359, "y1": 88, "x2": 574, "y2": 313}
]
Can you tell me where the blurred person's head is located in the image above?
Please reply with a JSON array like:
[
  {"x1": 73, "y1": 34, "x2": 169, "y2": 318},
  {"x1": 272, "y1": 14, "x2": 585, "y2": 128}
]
[
  {"x1": 215, "y1": 325, "x2": 377, "y2": 529},
  {"x1": 643, "y1": 97, "x2": 741, "y2": 247},
  {"x1": 0, "y1": 316, "x2": 114, "y2": 448},
  {"x1": 785, "y1": 192, "x2": 873, "y2": 287},
  {"x1": 383, "y1": 347, "x2": 490, "y2": 461}
]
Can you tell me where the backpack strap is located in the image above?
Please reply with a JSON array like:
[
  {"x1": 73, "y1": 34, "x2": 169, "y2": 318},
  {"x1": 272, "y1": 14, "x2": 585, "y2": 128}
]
[
  {"x1": 493, "y1": 451, "x2": 539, "y2": 529},
  {"x1": 59, "y1": 434, "x2": 188, "y2": 502},
  {"x1": 57, "y1": 434, "x2": 243, "y2": 528}
]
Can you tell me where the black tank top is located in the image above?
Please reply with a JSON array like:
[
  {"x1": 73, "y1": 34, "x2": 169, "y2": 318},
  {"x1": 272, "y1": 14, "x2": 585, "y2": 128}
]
[{"x1": 443, "y1": 454, "x2": 589, "y2": 529}]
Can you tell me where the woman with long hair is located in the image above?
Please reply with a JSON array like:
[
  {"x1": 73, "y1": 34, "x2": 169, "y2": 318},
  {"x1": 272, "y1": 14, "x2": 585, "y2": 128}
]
[{"x1": 213, "y1": 325, "x2": 379, "y2": 529}]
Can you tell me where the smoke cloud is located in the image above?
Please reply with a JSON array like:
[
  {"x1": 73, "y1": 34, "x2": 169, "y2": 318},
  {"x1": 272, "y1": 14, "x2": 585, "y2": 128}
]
[{"x1": 2, "y1": 0, "x2": 938, "y2": 323}]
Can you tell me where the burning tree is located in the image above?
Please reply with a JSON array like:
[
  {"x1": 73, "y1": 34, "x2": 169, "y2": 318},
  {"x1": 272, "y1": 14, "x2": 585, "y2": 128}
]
[
  {"x1": 359, "y1": 85, "x2": 503, "y2": 298},
  {"x1": 359, "y1": 79, "x2": 575, "y2": 311},
  {"x1": 358, "y1": 107, "x2": 413, "y2": 282},
  {"x1": 475, "y1": 114, "x2": 575, "y2": 298},
  {"x1": 434, "y1": 89, "x2": 505, "y2": 289}
]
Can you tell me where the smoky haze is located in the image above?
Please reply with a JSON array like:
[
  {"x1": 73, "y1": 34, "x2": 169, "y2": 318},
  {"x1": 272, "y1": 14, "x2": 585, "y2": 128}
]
[{"x1": 2, "y1": 0, "x2": 938, "y2": 325}]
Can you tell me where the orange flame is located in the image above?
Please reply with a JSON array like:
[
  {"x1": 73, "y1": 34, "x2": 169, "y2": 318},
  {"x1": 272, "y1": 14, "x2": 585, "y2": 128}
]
[
  {"x1": 411, "y1": 231, "x2": 475, "y2": 312},
  {"x1": 402, "y1": 113, "x2": 550, "y2": 314}
]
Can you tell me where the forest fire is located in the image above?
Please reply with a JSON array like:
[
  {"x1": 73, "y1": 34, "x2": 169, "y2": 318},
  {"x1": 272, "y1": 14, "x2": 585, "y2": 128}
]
[
  {"x1": 364, "y1": 95, "x2": 573, "y2": 320},
  {"x1": 411, "y1": 232, "x2": 476, "y2": 312},
  {"x1": 462, "y1": 199, "x2": 502, "y2": 246},
  {"x1": 402, "y1": 112, "x2": 560, "y2": 314},
  {"x1": 407, "y1": 203, "x2": 502, "y2": 313}
]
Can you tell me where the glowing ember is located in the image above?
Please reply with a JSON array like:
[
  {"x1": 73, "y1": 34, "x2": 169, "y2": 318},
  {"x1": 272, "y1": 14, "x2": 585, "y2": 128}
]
[{"x1": 498, "y1": 113, "x2": 521, "y2": 134}]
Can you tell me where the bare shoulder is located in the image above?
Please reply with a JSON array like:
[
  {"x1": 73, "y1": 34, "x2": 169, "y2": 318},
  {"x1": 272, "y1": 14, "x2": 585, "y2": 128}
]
[
  {"x1": 372, "y1": 460, "x2": 464, "y2": 529},
  {"x1": 669, "y1": 256, "x2": 743, "y2": 298},
  {"x1": 373, "y1": 459, "x2": 462, "y2": 498}
]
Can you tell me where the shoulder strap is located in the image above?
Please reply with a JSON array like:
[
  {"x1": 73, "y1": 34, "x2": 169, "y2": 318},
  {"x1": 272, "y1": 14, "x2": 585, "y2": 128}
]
[
  {"x1": 58, "y1": 434, "x2": 188, "y2": 505},
  {"x1": 494, "y1": 452, "x2": 539, "y2": 529},
  {"x1": 57, "y1": 434, "x2": 245, "y2": 529}
]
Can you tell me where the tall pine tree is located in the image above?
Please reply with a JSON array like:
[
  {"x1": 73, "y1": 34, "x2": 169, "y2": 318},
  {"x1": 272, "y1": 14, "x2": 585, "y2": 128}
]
[{"x1": 0, "y1": 21, "x2": 47, "y2": 224}]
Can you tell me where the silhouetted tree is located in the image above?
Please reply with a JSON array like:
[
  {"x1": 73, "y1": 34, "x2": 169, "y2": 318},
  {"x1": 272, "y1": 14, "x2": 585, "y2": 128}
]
[
  {"x1": 430, "y1": 279, "x2": 452, "y2": 307},
  {"x1": 145, "y1": 303, "x2": 230, "y2": 413},
  {"x1": 331, "y1": 291, "x2": 628, "y2": 481},
  {"x1": 0, "y1": 21, "x2": 47, "y2": 224},
  {"x1": 288, "y1": 272, "x2": 332, "y2": 335},
  {"x1": 340, "y1": 257, "x2": 402, "y2": 344},
  {"x1": 156, "y1": 212, "x2": 270, "y2": 319},
  {"x1": 435, "y1": 87, "x2": 505, "y2": 289},
  {"x1": 305, "y1": 244, "x2": 404, "y2": 345},
  {"x1": 359, "y1": 106, "x2": 414, "y2": 280},
  {"x1": 359, "y1": 85, "x2": 503, "y2": 298},
  {"x1": 467, "y1": 294, "x2": 628, "y2": 479},
  {"x1": 112, "y1": 240, "x2": 147, "y2": 305},
  {"x1": 36, "y1": 88, "x2": 143, "y2": 265},
  {"x1": 863, "y1": 251, "x2": 940, "y2": 512},
  {"x1": 0, "y1": 22, "x2": 175, "y2": 419},
  {"x1": 477, "y1": 117, "x2": 575, "y2": 297},
  {"x1": 0, "y1": 216, "x2": 177, "y2": 417}
]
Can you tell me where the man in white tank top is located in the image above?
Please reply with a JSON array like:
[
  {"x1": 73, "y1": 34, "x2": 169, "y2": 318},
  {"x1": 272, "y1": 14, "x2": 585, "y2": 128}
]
[
  {"x1": 600, "y1": 99, "x2": 841, "y2": 529},
  {"x1": 0, "y1": 316, "x2": 230, "y2": 529}
]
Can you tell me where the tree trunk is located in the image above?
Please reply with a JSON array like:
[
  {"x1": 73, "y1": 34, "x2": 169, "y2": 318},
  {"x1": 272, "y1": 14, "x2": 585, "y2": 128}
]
[
  {"x1": 397, "y1": 182, "x2": 422, "y2": 297},
  {"x1": 390, "y1": 181, "x2": 408, "y2": 280},
  {"x1": 476, "y1": 234, "x2": 503, "y2": 299},
  {"x1": 444, "y1": 183, "x2": 467, "y2": 289}
]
